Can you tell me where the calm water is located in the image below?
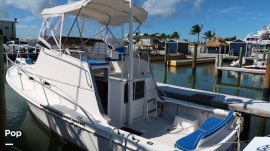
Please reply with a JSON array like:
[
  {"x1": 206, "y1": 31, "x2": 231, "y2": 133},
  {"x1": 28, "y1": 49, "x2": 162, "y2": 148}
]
[
  {"x1": 151, "y1": 62, "x2": 270, "y2": 137},
  {"x1": 4, "y1": 62, "x2": 269, "y2": 150}
]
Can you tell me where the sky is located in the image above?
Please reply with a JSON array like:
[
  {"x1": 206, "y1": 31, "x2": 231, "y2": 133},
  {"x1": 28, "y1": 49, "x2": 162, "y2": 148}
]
[{"x1": 1, "y1": 0, "x2": 270, "y2": 41}]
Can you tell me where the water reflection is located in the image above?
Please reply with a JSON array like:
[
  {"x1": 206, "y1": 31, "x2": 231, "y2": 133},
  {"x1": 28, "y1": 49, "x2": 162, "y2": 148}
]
[
  {"x1": 151, "y1": 62, "x2": 268, "y2": 138},
  {"x1": 151, "y1": 62, "x2": 264, "y2": 100}
]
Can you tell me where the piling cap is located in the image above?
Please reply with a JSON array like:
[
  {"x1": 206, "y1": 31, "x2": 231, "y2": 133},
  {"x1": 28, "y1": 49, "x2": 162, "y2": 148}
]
[{"x1": 0, "y1": 29, "x2": 2, "y2": 35}]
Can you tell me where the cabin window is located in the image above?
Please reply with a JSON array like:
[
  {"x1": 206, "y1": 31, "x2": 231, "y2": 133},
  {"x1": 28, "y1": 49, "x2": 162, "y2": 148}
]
[{"x1": 124, "y1": 81, "x2": 145, "y2": 103}]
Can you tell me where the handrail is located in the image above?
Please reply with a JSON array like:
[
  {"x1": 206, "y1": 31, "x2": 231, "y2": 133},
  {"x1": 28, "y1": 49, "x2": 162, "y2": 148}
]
[
  {"x1": 148, "y1": 61, "x2": 168, "y2": 100},
  {"x1": 124, "y1": 133, "x2": 140, "y2": 151},
  {"x1": 108, "y1": 128, "x2": 122, "y2": 151},
  {"x1": 6, "y1": 51, "x2": 96, "y2": 125}
]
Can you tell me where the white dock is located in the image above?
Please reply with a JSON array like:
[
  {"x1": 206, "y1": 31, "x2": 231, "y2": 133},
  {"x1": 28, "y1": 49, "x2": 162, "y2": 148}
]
[{"x1": 216, "y1": 66, "x2": 265, "y2": 74}]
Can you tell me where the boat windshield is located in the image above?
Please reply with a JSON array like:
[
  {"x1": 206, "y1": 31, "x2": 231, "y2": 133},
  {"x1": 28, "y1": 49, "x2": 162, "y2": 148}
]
[{"x1": 38, "y1": 0, "x2": 147, "y2": 53}]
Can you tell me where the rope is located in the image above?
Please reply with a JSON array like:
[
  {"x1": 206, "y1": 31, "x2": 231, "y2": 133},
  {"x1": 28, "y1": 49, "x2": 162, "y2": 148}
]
[{"x1": 235, "y1": 112, "x2": 243, "y2": 151}]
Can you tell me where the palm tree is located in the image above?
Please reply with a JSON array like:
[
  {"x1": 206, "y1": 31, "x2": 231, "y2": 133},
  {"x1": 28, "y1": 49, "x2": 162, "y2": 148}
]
[
  {"x1": 190, "y1": 24, "x2": 203, "y2": 43},
  {"x1": 171, "y1": 32, "x2": 180, "y2": 39},
  {"x1": 190, "y1": 24, "x2": 202, "y2": 74},
  {"x1": 203, "y1": 30, "x2": 215, "y2": 41},
  {"x1": 143, "y1": 33, "x2": 149, "y2": 37}
]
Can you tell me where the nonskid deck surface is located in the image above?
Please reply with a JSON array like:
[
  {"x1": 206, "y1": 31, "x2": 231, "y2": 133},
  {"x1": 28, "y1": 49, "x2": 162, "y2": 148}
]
[{"x1": 126, "y1": 116, "x2": 191, "y2": 147}]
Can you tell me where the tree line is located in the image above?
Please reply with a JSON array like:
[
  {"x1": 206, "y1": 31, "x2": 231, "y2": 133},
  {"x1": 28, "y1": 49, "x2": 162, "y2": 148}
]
[{"x1": 133, "y1": 24, "x2": 236, "y2": 44}]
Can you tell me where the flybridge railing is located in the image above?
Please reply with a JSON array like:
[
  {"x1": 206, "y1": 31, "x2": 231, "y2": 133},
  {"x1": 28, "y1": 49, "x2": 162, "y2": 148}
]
[
  {"x1": 62, "y1": 48, "x2": 151, "y2": 81},
  {"x1": 135, "y1": 50, "x2": 151, "y2": 78}
]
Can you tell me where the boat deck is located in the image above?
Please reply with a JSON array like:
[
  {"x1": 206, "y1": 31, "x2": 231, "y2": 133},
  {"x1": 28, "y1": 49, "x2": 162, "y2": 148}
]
[{"x1": 127, "y1": 116, "x2": 190, "y2": 147}]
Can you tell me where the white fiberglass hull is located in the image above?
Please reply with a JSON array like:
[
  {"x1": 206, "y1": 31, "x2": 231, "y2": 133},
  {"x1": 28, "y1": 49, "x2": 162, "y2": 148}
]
[
  {"x1": 26, "y1": 101, "x2": 127, "y2": 151},
  {"x1": 6, "y1": 63, "x2": 239, "y2": 151}
]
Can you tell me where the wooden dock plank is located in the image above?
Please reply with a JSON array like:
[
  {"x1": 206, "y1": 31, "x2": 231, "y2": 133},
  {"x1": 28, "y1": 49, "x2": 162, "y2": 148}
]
[{"x1": 168, "y1": 58, "x2": 215, "y2": 67}]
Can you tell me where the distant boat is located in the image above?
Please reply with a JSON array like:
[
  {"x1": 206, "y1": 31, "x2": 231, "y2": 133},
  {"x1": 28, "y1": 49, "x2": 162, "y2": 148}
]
[
  {"x1": 230, "y1": 57, "x2": 246, "y2": 66},
  {"x1": 244, "y1": 25, "x2": 270, "y2": 45},
  {"x1": 244, "y1": 61, "x2": 266, "y2": 70}
]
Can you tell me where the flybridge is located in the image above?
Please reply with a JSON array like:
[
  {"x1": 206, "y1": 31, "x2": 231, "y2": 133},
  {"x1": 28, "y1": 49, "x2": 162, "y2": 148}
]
[{"x1": 38, "y1": 0, "x2": 147, "y2": 52}]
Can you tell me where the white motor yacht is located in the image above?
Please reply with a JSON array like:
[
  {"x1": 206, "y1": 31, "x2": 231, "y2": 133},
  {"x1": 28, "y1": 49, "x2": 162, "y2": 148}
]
[{"x1": 6, "y1": 0, "x2": 241, "y2": 150}]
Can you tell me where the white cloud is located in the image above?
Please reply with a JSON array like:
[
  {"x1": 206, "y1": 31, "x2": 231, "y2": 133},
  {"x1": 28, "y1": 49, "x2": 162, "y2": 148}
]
[
  {"x1": 239, "y1": 16, "x2": 270, "y2": 21},
  {"x1": 0, "y1": 0, "x2": 8, "y2": 19},
  {"x1": 142, "y1": 0, "x2": 204, "y2": 17},
  {"x1": 142, "y1": 0, "x2": 182, "y2": 17},
  {"x1": 218, "y1": 7, "x2": 244, "y2": 14},
  {"x1": 22, "y1": 16, "x2": 37, "y2": 22},
  {"x1": 6, "y1": 0, "x2": 55, "y2": 16},
  {"x1": 67, "y1": 0, "x2": 76, "y2": 4},
  {"x1": 193, "y1": 0, "x2": 204, "y2": 11}
]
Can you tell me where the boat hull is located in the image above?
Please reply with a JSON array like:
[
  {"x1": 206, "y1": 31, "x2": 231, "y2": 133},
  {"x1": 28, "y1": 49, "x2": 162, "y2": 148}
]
[
  {"x1": 6, "y1": 64, "x2": 240, "y2": 151},
  {"x1": 26, "y1": 101, "x2": 111, "y2": 151}
]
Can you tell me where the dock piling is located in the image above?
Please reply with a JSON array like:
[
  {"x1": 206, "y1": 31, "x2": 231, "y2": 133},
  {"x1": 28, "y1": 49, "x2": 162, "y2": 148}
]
[
  {"x1": 218, "y1": 54, "x2": 223, "y2": 67},
  {"x1": 215, "y1": 55, "x2": 219, "y2": 68},
  {"x1": 240, "y1": 113, "x2": 251, "y2": 140},
  {"x1": 192, "y1": 44, "x2": 198, "y2": 74},
  {"x1": 263, "y1": 48, "x2": 270, "y2": 101},
  {"x1": 0, "y1": 29, "x2": 6, "y2": 150},
  {"x1": 238, "y1": 47, "x2": 244, "y2": 68},
  {"x1": 215, "y1": 55, "x2": 222, "y2": 84},
  {"x1": 164, "y1": 48, "x2": 168, "y2": 66},
  {"x1": 257, "y1": 48, "x2": 270, "y2": 136}
]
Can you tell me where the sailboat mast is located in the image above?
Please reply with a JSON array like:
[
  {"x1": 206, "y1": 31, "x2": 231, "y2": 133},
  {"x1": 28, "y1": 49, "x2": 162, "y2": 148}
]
[{"x1": 127, "y1": 0, "x2": 134, "y2": 126}]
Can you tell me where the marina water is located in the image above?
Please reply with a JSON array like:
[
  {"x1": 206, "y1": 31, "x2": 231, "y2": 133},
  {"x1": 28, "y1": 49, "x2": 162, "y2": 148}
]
[{"x1": 5, "y1": 62, "x2": 270, "y2": 150}]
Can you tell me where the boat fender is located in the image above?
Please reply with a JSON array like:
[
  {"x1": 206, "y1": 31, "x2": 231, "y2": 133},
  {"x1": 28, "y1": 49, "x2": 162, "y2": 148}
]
[{"x1": 25, "y1": 58, "x2": 33, "y2": 64}]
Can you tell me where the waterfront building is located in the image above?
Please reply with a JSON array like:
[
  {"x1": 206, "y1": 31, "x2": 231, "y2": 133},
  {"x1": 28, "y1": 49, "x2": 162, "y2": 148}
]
[
  {"x1": 0, "y1": 19, "x2": 17, "y2": 43},
  {"x1": 166, "y1": 39, "x2": 189, "y2": 54}
]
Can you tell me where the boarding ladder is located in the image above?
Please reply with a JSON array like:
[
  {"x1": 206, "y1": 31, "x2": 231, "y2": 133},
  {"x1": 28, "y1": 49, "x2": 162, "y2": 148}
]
[{"x1": 146, "y1": 98, "x2": 158, "y2": 121}]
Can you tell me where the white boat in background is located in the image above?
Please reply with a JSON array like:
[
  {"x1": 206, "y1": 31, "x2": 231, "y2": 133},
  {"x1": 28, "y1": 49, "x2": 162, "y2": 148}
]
[
  {"x1": 244, "y1": 61, "x2": 266, "y2": 70},
  {"x1": 230, "y1": 57, "x2": 246, "y2": 67},
  {"x1": 245, "y1": 25, "x2": 270, "y2": 45},
  {"x1": 245, "y1": 25, "x2": 270, "y2": 57},
  {"x1": 6, "y1": 0, "x2": 241, "y2": 150}
]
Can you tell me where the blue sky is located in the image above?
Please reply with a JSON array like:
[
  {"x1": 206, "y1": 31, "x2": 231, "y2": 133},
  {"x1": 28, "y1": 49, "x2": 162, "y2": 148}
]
[{"x1": 1, "y1": 0, "x2": 270, "y2": 41}]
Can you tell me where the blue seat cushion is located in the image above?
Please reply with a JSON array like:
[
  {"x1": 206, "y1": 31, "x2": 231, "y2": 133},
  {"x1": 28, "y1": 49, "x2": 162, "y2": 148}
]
[
  {"x1": 81, "y1": 59, "x2": 108, "y2": 66},
  {"x1": 175, "y1": 130, "x2": 205, "y2": 151},
  {"x1": 199, "y1": 117, "x2": 223, "y2": 131},
  {"x1": 175, "y1": 109, "x2": 234, "y2": 150}
]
